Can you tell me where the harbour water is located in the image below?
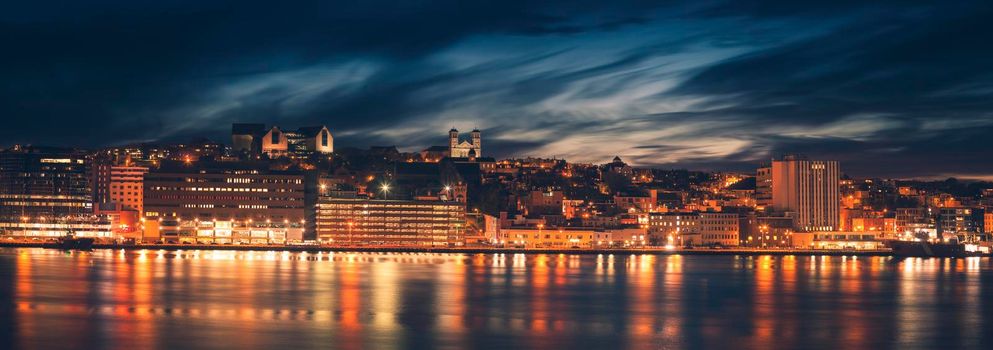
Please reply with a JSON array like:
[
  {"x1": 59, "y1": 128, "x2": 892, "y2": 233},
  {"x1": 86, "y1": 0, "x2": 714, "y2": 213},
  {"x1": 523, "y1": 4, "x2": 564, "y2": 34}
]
[{"x1": 1, "y1": 248, "x2": 992, "y2": 349}]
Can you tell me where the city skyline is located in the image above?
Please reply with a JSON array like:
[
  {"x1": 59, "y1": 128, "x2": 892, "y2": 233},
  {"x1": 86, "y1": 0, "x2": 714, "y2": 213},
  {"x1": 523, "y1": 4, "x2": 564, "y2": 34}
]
[
  {"x1": 5, "y1": 3, "x2": 993, "y2": 349},
  {"x1": 4, "y1": 1, "x2": 993, "y2": 179}
]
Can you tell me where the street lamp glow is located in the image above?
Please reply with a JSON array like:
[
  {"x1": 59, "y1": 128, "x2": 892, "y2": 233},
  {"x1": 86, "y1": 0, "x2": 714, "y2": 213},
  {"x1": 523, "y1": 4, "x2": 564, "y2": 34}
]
[{"x1": 381, "y1": 183, "x2": 390, "y2": 192}]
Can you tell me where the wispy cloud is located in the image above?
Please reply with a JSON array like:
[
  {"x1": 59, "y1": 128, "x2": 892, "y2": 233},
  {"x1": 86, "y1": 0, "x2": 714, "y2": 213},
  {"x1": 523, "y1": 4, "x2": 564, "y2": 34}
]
[{"x1": 3, "y1": 0, "x2": 993, "y2": 178}]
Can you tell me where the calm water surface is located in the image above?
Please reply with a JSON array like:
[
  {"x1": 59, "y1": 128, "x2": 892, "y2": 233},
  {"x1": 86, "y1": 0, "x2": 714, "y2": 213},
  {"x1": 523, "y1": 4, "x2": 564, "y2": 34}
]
[{"x1": 2, "y1": 248, "x2": 993, "y2": 349}]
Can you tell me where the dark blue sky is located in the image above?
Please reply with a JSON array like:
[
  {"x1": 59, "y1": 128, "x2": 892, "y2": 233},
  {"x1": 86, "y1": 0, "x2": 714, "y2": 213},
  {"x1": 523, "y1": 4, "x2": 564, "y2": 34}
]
[{"x1": 4, "y1": 1, "x2": 993, "y2": 178}]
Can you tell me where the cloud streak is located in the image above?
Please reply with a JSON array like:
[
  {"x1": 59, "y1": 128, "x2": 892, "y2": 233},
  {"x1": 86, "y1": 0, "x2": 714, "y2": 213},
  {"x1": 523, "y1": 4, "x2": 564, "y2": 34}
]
[{"x1": 3, "y1": 0, "x2": 993, "y2": 179}]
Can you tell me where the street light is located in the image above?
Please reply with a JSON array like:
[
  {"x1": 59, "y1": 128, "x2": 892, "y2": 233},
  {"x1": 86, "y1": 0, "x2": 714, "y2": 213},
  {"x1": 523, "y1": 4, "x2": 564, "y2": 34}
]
[{"x1": 380, "y1": 183, "x2": 391, "y2": 200}]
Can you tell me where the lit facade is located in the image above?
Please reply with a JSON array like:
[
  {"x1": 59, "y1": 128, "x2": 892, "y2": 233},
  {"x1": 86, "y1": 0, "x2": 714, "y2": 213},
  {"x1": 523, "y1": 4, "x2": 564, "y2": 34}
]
[
  {"x1": 316, "y1": 198, "x2": 465, "y2": 246},
  {"x1": 448, "y1": 128, "x2": 481, "y2": 158},
  {"x1": 741, "y1": 215, "x2": 794, "y2": 247},
  {"x1": 790, "y1": 231, "x2": 883, "y2": 250},
  {"x1": 500, "y1": 227, "x2": 598, "y2": 248},
  {"x1": 94, "y1": 164, "x2": 148, "y2": 213},
  {"x1": 498, "y1": 226, "x2": 649, "y2": 248},
  {"x1": 771, "y1": 156, "x2": 840, "y2": 231},
  {"x1": 937, "y1": 207, "x2": 984, "y2": 240},
  {"x1": 0, "y1": 146, "x2": 110, "y2": 238},
  {"x1": 142, "y1": 162, "x2": 306, "y2": 243},
  {"x1": 649, "y1": 212, "x2": 739, "y2": 247},
  {"x1": 261, "y1": 125, "x2": 334, "y2": 157},
  {"x1": 895, "y1": 207, "x2": 934, "y2": 233}
]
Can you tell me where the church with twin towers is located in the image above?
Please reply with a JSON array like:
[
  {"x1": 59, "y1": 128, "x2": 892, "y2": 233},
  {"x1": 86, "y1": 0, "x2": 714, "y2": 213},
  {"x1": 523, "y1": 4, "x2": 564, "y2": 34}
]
[{"x1": 449, "y1": 127, "x2": 481, "y2": 158}]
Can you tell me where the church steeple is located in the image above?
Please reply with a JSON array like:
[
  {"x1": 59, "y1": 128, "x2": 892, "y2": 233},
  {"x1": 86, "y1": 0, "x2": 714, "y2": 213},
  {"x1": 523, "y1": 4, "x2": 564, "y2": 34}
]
[{"x1": 449, "y1": 128, "x2": 459, "y2": 154}]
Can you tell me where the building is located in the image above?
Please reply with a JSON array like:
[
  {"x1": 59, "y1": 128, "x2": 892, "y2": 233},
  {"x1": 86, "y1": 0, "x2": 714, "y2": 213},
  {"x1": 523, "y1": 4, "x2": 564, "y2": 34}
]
[
  {"x1": 691, "y1": 212, "x2": 740, "y2": 247},
  {"x1": 523, "y1": 190, "x2": 564, "y2": 216},
  {"x1": 0, "y1": 146, "x2": 110, "y2": 238},
  {"x1": 790, "y1": 231, "x2": 883, "y2": 250},
  {"x1": 262, "y1": 126, "x2": 289, "y2": 155},
  {"x1": 603, "y1": 156, "x2": 634, "y2": 177},
  {"x1": 286, "y1": 126, "x2": 334, "y2": 155},
  {"x1": 986, "y1": 212, "x2": 993, "y2": 234},
  {"x1": 497, "y1": 226, "x2": 647, "y2": 248},
  {"x1": 93, "y1": 164, "x2": 148, "y2": 213},
  {"x1": 261, "y1": 125, "x2": 334, "y2": 157},
  {"x1": 649, "y1": 212, "x2": 739, "y2": 247},
  {"x1": 649, "y1": 212, "x2": 698, "y2": 246},
  {"x1": 231, "y1": 123, "x2": 266, "y2": 155},
  {"x1": 95, "y1": 202, "x2": 141, "y2": 241},
  {"x1": 755, "y1": 166, "x2": 772, "y2": 209},
  {"x1": 448, "y1": 128, "x2": 481, "y2": 158},
  {"x1": 614, "y1": 190, "x2": 658, "y2": 212},
  {"x1": 740, "y1": 215, "x2": 794, "y2": 247},
  {"x1": 142, "y1": 161, "x2": 306, "y2": 244},
  {"x1": 316, "y1": 198, "x2": 465, "y2": 246},
  {"x1": 771, "y1": 155, "x2": 840, "y2": 231},
  {"x1": 895, "y1": 207, "x2": 934, "y2": 233},
  {"x1": 851, "y1": 217, "x2": 896, "y2": 235},
  {"x1": 500, "y1": 227, "x2": 599, "y2": 248},
  {"x1": 937, "y1": 207, "x2": 984, "y2": 240}
]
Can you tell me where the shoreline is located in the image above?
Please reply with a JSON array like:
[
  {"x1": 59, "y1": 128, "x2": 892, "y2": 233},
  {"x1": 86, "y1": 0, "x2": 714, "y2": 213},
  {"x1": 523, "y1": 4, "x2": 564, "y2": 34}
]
[{"x1": 0, "y1": 241, "x2": 894, "y2": 256}]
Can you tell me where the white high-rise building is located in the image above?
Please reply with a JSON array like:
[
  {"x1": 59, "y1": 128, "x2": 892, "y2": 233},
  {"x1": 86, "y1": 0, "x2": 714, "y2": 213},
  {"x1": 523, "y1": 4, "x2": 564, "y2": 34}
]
[{"x1": 771, "y1": 155, "x2": 840, "y2": 232}]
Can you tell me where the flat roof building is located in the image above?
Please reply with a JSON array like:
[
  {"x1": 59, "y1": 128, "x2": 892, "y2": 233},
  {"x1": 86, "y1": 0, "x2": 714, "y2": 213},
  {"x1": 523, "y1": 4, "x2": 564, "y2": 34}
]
[
  {"x1": 142, "y1": 161, "x2": 306, "y2": 243},
  {"x1": 316, "y1": 197, "x2": 465, "y2": 246},
  {"x1": 771, "y1": 155, "x2": 840, "y2": 231},
  {"x1": 0, "y1": 146, "x2": 110, "y2": 238}
]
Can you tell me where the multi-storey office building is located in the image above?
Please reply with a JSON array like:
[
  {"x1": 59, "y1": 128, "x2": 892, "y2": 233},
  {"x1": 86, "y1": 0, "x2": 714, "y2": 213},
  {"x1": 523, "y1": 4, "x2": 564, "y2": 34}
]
[
  {"x1": 648, "y1": 212, "x2": 740, "y2": 247},
  {"x1": 316, "y1": 198, "x2": 465, "y2": 246},
  {"x1": 142, "y1": 161, "x2": 306, "y2": 243},
  {"x1": 895, "y1": 207, "x2": 935, "y2": 235},
  {"x1": 0, "y1": 146, "x2": 110, "y2": 237},
  {"x1": 771, "y1": 155, "x2": 840, "y2": 231},
  {"x1": 755, "y1": 166, "x2": 772, "y2": 209},
  {"x1": 937, "y1": 207, "x2": 985, "y2": 241},
  {"x1": 649, "y1": 212, "x2": 698, "y2": 245},
  {"x1": 93, "y1": 164, "x2": 148, "y2": 213},
  {"x1": 693, "y1": 212, "x2": 740, "y2": 247}
]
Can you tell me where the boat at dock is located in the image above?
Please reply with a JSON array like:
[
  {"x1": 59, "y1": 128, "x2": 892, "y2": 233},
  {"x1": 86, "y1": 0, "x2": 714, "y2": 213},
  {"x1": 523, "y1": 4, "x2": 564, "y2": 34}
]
[{"x1": 58, "y1": 235, "x2": 95, "y2": 250}]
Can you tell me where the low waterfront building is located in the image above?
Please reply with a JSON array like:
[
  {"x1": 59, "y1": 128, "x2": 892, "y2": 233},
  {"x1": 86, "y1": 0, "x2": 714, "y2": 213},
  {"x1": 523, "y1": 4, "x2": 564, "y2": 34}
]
[
  {"x1": 142, "y1": 161, "x2": 306, "y2": 244},
  {"x1": 315, "y1": 197, "x2": 465, "y2": 246},
  {"x1": 740, "y1": 215, "x2": 794, "y2": 248},
  {"x1": 498, "y1": 226, "x2": 648, "y2": 248},
  {"x1": 790, "y1": 231, "x2": 883, "y2": 250},
  {"x1": 500, "y1": 226, "x2": 600, "y2": 248}
]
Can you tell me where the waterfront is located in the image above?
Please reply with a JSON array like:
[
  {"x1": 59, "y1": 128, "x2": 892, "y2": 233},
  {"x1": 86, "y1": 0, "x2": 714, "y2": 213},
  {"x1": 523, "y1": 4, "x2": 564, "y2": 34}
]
[{"x1": 2, "y1": 248, "x2": 993, "y2": 349}]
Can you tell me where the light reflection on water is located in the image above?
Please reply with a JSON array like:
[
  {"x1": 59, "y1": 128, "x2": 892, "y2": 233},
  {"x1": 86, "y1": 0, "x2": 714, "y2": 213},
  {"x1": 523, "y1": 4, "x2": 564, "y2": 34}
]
[{"x1": 1, "y1": 248, "x2": 993, "y2": 349}]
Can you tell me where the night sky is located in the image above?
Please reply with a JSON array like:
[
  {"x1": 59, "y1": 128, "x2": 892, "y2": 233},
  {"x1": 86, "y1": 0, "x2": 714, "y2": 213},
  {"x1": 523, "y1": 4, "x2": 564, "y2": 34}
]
[{"x1": 4, "y1": 1, "x2": 993, "y2": 178}]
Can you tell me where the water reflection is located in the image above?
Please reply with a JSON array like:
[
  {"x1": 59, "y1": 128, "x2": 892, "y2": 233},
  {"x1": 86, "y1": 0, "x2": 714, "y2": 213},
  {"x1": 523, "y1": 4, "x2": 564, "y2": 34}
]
[{"x1": 2, "y1": 248, "x2": 993, "y2": 349}]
